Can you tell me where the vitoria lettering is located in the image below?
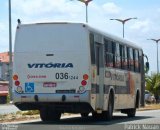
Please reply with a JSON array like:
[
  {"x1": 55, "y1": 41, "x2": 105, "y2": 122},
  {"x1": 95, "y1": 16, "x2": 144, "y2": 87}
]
[{"x1": 28, "y1": 63, "x2": 73, "y2": 68}]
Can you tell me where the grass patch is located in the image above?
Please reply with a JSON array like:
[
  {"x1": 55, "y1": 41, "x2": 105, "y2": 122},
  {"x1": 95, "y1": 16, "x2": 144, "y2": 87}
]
[
  {"x1": 139, "y1": 104, "x2": 160, "y2": 111},
  {"x1": 0, "y1": 110, "x2": 40, "y2": 123},
  {"x1": 7, "y1": 95, "x2": 10, "y2": 103},
  {"x1": 0, "y1": 111, "x2": 40, "y2": 123},
  {"x1": 19, "y1": 110, "x2": 40, "y2": 115}
]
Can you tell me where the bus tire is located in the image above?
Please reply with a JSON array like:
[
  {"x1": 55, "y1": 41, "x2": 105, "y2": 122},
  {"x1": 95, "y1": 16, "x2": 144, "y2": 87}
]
[
  {"x1": 40, "y1": 107, "x2": 61, "y2": 121},
  {"x1": 81, "y1": 113, "x2": 89, "y2": 118},
  {"x1": 127, "y1": 108, "x2": 136, "y2": 117},
  {"x1": 121, "y1": 91, "x2": 139, "y2": 117},
  {"x1": 105, "y1": 93, "x2": 114, "y2": 120},
  {"x1": 52, "y1": 111, "x2": 61, "y2": 121},
  {"x1": 40, "y1": 107, "x2": 49, "y2": 121},
  {"x1": 92, "y1": 112, "x2": 101, "y2": 120},
  {"x1": 127, "y1": 92, "x2": 139, "y2": 117}
]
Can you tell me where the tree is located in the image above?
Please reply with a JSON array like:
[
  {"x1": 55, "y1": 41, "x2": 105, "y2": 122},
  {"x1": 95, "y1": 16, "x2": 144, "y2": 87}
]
[{"x1": 145, "y1": 74, "x2": 160, "y2": 96}]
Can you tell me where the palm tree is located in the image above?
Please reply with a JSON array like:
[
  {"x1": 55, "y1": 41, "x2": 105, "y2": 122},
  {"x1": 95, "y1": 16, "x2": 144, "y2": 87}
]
[{"x1": 145, "y1": 74, "x2": 160, "y2": 103}]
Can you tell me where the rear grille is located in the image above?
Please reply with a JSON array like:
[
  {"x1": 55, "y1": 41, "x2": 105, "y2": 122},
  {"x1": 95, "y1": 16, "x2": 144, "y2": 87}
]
[{"x1": 56, "y1": 89, "x2": 76, "y2": 94}]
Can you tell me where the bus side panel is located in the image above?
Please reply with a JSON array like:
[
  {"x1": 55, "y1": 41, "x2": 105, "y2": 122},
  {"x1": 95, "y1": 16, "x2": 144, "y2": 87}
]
[{"x1": 103, "y1": 69, "x2": 141, "y2": 110}]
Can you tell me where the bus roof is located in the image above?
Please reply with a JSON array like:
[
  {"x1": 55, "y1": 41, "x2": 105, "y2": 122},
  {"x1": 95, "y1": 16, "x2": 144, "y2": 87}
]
[
  {"x1": 86, "y1": 24, "x2": 142, "y2": 50},
  {"x1": 17, "y1": 22, "x2": 142, "y2": 50}
]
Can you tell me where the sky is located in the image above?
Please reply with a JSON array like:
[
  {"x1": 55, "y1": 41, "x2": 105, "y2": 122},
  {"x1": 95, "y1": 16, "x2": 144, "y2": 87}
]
[{"x1": 0, "y1": 0, "x2": 160, "y2": 74}]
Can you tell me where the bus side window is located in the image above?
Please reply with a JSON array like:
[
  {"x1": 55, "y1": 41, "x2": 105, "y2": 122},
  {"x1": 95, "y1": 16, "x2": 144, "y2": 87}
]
[
  {"x1": 112, "y1": 42, "x2": 116, "y2": 68},
  {"x1": 105, "y1": 39, "x2": 113, "y2": 67},
  {"x1": 133, "y1": 49, "x2": 135, "y2": 71},
  {"x1": 139, "y1": 50, "x2": 143, "y2": 72},
  {"x1": 90, "y1": 33, "x2": 95, "y2": 64},
  {"x1": 134, "y1": 49, "x2": 139, "y2": 72},
  {"x1": 124, "y1": 46, "x2": 128, "y2": 70},
  {"x1": 127, "y1": 47, "x2": 130, "y2": 70},
  {"x1": 129, "y1": 48, "x2": 134, "y2": 71},
  {"x1": 119, "y1": 44, "x2": 123, "y2": 69},
  {"x1": 127, "y1": 47, "x2": 134, "y2": 71},
  {"x1": 120, "y1": 45, "x2": 127, "y2": 70},
  {"x1": 115, "y1": 43, "x2": 121, "y2": 69},
  {"x1": 104, "y1": 39, "x2": 109, "y2": 67}
]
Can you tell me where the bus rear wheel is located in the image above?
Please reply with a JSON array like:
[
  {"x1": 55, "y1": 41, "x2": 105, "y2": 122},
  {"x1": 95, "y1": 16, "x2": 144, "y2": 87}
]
[
  {"x1": 40, "y1": 107, "x2": 61, "y2": 121},
  {"x1": 92, "y1": 112, "x2": 102, "y2": 120},
  {"x1": 81, "y1": 113, "x2": 89, "y2": 118},
  {"x1": 122, "y1": 92, "x2": 139, "y2": 117},
  {"x1": 121, "y1": 108, "x2": 136, "y2": 117},
  {"x1": 127, "y1": 108, "x2": 136, "y2": 117},
  {"x1": 104, "y1": 93, "x2": 114, "y2": 121}
]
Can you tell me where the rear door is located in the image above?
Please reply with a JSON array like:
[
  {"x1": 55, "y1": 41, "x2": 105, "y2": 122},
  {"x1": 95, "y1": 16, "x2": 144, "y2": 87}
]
[{"x1": 95, "y1": 43, "x2": 105, "y2": 109}]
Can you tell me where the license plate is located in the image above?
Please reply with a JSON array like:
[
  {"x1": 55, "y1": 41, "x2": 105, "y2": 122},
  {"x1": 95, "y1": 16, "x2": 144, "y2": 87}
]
[{"x1": 43, "y1": 82, "x2": 57, "y2": 87}]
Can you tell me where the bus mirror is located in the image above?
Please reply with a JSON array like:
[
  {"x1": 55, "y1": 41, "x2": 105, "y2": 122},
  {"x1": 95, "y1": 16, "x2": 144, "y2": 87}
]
[{"x1": 145, "y1": 62, "x2": 149, "y2": 72}]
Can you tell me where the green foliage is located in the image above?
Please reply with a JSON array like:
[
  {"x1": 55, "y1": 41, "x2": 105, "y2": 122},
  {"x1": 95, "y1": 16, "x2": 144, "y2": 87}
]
[
  {"x1": 7, "y1": 94, "x2": 10, "y2": 103},
  {"x1": 145, "y1": 74, "x2": 160, "y2": 95},
  {"x1": 20, "y1": 110, "x2": 40, "y2": 115}
]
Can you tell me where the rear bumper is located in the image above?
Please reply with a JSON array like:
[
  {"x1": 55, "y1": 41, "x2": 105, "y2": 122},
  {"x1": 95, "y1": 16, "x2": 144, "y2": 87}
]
[
  {"x1": 13, "y1": 91, "x2": 90, "y2": 104},
  {"x1": 13, "y1": 91, "x2": 92, "y2": 113},
  {"x1": 15, "y1": 102, "x2": 93, "y2": 113}
]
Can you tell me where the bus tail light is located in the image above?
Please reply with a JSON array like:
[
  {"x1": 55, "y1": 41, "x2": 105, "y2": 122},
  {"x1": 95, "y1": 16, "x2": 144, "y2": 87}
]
[
  {"x1": 13, "y1": 75, "x2": 18, "y2": 80},
  {"x1": 13, "y1": 74, "x2": 21, "y2": 87},
  {"x1": 81, "y1": 74, "x2": 89, "y2": 86},
  {"x1": 83, "y1": 74, "x2": 89, "y2": 80},
  {"x1": 78, "y1": 74, "x2": 89, "y2": 93},
  {"x1": 15, "y1": 81, "x2": 20, "y2": 86},
  {"x1": 81, "y1": 80, "x2": 87, "y2": 86}
]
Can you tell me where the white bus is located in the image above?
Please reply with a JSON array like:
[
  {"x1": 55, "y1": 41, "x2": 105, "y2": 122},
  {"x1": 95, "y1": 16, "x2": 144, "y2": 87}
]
[{"x1": 13, "y1": 22, "x2": 149, "y2": 121}]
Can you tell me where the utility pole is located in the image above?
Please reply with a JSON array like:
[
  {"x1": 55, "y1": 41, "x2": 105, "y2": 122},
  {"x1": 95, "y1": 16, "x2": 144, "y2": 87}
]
[
  {"x1": 8, "y1": 0, "x2": 13, "y2": 101},
  {"x1": 147, "y1": 38, "x2": 160, "y2": 74},
  {"x1": 71, "y1": 0, "x2": 93, "y2": 23},
  {"x1": 110, "y1": 17, "x2": 137, "y2": 38}
]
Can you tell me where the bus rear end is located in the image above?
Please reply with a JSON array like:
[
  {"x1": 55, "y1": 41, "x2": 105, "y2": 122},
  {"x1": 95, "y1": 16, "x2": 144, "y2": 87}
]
[{"x1": 13, "y1": 23, "x2": 92, "y2": 121}]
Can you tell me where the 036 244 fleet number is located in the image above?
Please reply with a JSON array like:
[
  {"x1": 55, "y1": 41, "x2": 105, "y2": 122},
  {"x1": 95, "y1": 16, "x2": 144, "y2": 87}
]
[{"x1": 55, "y1": 73, "x2": 78, "y2": 80}]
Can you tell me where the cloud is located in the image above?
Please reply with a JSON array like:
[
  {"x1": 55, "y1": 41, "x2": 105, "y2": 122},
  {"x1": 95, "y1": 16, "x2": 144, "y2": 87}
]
[
  {"x1": 12, "y1": 0, "x2": 82, "y2": 19},
  {"x1": 0, "y1": 22, "x2": 9, "y2": 52},
  {"x1": 12, "y1": 0, "x2": 62, "y2": 15},
  {"x1": 102, "y1": 2, "x2": 122, "y2": 15},
  {"x1": 11, "y1": 0, "x2": 122, "y2": 23},
  {"x1": 130, "y1": 19, "x2": 151, "y2": 33}
]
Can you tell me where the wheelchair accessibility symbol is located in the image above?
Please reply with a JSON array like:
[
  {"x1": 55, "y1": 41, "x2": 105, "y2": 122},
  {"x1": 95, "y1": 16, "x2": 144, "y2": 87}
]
[{"x1": 25, "y1": 83, "x2": 35, "y2": 92}]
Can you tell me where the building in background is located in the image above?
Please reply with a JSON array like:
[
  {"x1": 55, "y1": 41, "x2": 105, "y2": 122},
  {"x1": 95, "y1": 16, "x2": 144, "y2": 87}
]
[
  {"x1": 0, "y1": 52, "x2": 12, "y2": 103},
  {"x1": 0, "y1": 52, "x2": 12, "y2": 81},
  {"x1": 0, "y1": 52, "x2": 10, "y2": 63}
]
